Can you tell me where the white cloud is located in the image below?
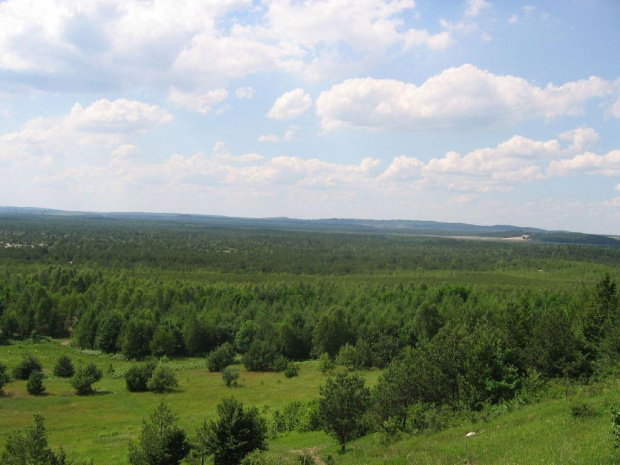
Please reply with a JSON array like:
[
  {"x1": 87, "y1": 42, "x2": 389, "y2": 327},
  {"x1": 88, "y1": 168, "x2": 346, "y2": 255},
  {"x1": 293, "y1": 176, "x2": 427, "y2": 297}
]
[
  {"x1": 480, "y1": 32, "x2": 492, "y2": 42},
  {"x1": 439, "y1": 19, "x2": 478, "y2": 34},
  {"x1": 235, "y1": 86, "x2": 254, "y2": 99},
  {"x1": 111, "y1": 144, "x2": 139, "y2": 159},
  {"x1": 259, "y1": 127, "x2": 297, "y2": 143},
  {"x1": 558, "y1": 127, "x2": 600, "y2": 152},
  {"x1": 0, "y1": 99, "x2": 172, "y2": 164},
  {"x1": 610, "y1": 95, "x2": 620, "y2": 118},
  {"x1": 68, "y1": 99, "x2": 172, "y2": 133},
  {"x1": 316, "y1": 65, "x2": 618, "y2": 132},
  {"x1": 548, "y1": 150, "x2": 620, "y2": 177},
  {"x1": 267, "y1": 89, "x2": 312, "y2": 120},
  {"x1": 168, "y1": 88, "x2": 228, "y2": 114},
  {"x1": 508, "y1": 14, "x2": 519, "y2": 24},
  {"x1": 616, "y1": 184, "x2": 620, "y2": 192},
  {"x1": 465, "y1": 0, "x2": 491, "y2": 18},
  {"x1": 0, "y1": 0, "x2": 452, "y2": 93}
]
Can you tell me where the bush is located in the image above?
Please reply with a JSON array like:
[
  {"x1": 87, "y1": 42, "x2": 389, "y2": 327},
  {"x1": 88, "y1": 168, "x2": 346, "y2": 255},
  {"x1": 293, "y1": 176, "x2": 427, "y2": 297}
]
[
  {"x1": 206, "y1": 342, "x2": 235, "y2": 372},
  {"x1": 283, "y1": 362, "x2": 299, "y2": 378},
  {"x1": 570, "y1": 401, "x2": 597, "y2": 418},
  {"x1": 222, "y1": 366, "x2": 240, "y2": 388},
  {"x1": 27, "y1": 371, "x2": 46, "y2": 395},
  {"x1": 272, "y1": 355, "x2": 289, "y2": 373},
  {"x1": 53, "y1": 355, "x2": 75, "y2": 378},
  {"x1": 125, "y1": 361, "x2": 157, "y2": 392},
  {"x1": 0, "y1": 363, "x2": 10, "y2": 394},
  {"x1": 197, "y1": 397, "x2": 267, "y2": 465},
  {"x1": 317, "y1": 353, "x2": 335, "y2": 374},
  {"x1": 71, "y1": 363, "x2": 103, "y2": 395},
  {"x1": 12, "y1": 354, "x2": 43, "y2": 380},
  {"x1": 244, "y1": 341, "x2": 278, "y2": 372},
  {"x1": 128, "y1": 400, "x2": 190, "y2": 465},
  {"x1": 147, "y1": 364, "x2": 178, "y2": 393}
]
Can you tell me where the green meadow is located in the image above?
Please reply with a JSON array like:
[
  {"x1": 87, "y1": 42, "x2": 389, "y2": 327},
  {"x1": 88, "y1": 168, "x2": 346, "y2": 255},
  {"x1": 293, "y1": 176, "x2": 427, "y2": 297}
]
[{"x1": 2, "y1": 339, "x2": 620, "y2": 464}]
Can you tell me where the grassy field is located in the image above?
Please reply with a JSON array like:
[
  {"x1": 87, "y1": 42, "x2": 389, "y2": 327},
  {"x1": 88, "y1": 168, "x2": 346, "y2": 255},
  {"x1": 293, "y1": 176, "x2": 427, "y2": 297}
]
[
  {"x1": 2, "y1": 340, "x2": 620, "y2": 464},
  {"x1": 0, "y1": 339, "x2": 379, "y2": 464}
]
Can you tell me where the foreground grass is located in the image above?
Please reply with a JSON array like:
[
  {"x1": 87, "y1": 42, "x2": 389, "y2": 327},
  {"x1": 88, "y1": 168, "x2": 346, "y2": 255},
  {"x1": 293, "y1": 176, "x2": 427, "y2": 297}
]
[{"x1": 2, "y1": 340, "x2": 619, "y2": 464}]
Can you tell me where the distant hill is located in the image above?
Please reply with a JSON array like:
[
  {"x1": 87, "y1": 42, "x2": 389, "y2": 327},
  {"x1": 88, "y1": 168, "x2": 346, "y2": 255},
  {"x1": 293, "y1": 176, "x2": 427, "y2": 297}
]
[{"x1": 1, "y1": 206, "x2": 618, "y2": 247}]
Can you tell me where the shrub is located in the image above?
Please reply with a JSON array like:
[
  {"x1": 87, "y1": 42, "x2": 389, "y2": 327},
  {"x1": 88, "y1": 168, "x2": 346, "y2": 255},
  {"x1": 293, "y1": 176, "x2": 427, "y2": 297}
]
[
  {"x1": 195, "y1": 398, "x2": 267, "y2": 465},
  {"x1": 147, "y1": 364, "x2": 178, "y2": 393},
  {"x1": 12, "y1": 354, "x2": 43, "y2": 380},
  {"x1": 125, "y1": 361, "x2": 157, "y2": 392},
  {"x1": 27, "y1": 371, "x2": 46, "y2": 395},
  {"x1": 70, "y1": 363, "x2": 103, "y2": 395},
  {"x1": 53, "y1": 355, "x2": 75, "y2": 378},
  {"x1": 244, "y1": 341, "x2": 278, "y2": 372},
  {"x1": 128, "y1": 400, "x2": 190, "y2": 465},
  {"x1": 0, "y1": 363, "x2": 10, "y2": 394},
  {"x1": 272, "y1": 355, "x2": 289, "y2": 373},
  {"x1": 206, "y1": 342, "x2": 236, "y2": 372},
  {"x1": 222, "y1": 366, "x2": 240, "y2": 388},
  {"x1": 317, "y1": 353, "x2": 335, "y2": 374},
  {"x1": 283, "y1": 362, "x2": 299, "y2": 378},
  {"x1": 570, "y1": 401, "x2": 597, "y2": 418}
]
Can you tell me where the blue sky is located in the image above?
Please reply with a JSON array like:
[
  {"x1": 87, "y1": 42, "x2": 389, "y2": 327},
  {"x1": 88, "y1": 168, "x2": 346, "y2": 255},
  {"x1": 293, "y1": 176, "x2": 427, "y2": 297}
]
[{"x1": 1, "y1": 0, "x2": 619, "y2": 234}]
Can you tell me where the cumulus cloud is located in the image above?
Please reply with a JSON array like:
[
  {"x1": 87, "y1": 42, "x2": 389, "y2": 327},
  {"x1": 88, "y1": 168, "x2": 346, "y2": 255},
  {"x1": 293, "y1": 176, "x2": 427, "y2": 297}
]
[
  {"x1": 316, "y1": 65, "x2": 618, "y2": 132},
  {"x1": 168, "y1": 88, "x2": 228, "y2": 114},
  {"x1": 68, "y1": 99, "x2": 172, "y2": 133},
  {"x1": 0, "y1": 99, "x2": 172, "y2": 163},
  {"x1": 0, "y1": 0, "x2": 452, "y2": 93},
  {"x1": 548, "y1": 150, "x2": 620, "y2": 177},
  {"x1": 267, "y1": 89, "x2": 312, "y2": 120}
]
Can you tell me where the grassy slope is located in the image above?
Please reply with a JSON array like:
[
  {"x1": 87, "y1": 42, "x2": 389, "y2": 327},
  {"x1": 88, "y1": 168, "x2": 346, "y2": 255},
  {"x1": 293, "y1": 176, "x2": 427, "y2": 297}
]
[{"x1": 2, "y1": 341, "x2": 619, "y2": 464}]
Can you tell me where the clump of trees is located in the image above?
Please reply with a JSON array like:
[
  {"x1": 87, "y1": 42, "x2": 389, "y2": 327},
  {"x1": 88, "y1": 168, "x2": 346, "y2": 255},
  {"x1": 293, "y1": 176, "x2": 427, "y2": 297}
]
[
  {"x1": 12, "y1": 354, "x2": 43, "y2": 380},
  {"x1": 124, "y1": 361, "x2": 177, "y2": 393}
]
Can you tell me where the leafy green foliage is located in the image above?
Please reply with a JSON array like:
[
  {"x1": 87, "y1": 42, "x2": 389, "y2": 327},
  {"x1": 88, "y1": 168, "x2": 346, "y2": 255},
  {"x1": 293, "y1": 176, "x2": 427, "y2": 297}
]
[
  {"x1": 1, "y1": 414, "x2": 67, "y2": 465},
  {"x1": 317, "y1": 353, "x2": 335, "y2": 374},
  {"x1": 146, "y1": 364, "x2": 178, "y2": 393},
  {"x1": 0, "y1": 362, "x2": 10, "y2": 394},
  {"x1": 195, "y1": 397, "x2": 267, "y2": 465},
  {"x1": 125, "y1": 362, "x2": 157, "y2": 392},
  {"x1": 53, "y1": 354, "x2": 75, "y2": 378},
  {"x1": 206, "y1": 343, "x2": 236, "y2": 372},
  {"x1": 27, "y1": 370, "x2": 46, "y2": 395},
  {"x1": 283, "y1": 362, "x2": 299, "y2": 378},
  {"x1": 12, "y1": 353, "x2": 43, "y2": 380},
  {"x1": 128, "y1": 400, "x2": 190, "y2": 465},
  {"x1": 319, "y1": 371, "x2": 371, "y2": 452},
  {"x1": 70, "y1": 363, "x2": 103, "y2": 395},
  {"x1": 221, "y1": 366, "x2": 239, "y2": 387},
  {"x1": 244, "y1": 341, "x2": 278, "y2": 372}
]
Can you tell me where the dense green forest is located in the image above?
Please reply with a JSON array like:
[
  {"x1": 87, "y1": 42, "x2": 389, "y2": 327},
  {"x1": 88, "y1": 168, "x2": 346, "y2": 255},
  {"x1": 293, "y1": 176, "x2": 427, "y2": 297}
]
[{"x1": 1, "y1": 212, "x2": 620, "y2": 463}]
